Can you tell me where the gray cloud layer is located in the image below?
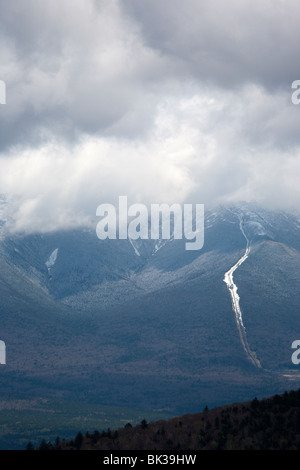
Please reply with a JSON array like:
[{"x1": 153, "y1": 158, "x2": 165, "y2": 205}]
[{"x1": 0, "y1": 0, "x2": 300, "y2": 232}]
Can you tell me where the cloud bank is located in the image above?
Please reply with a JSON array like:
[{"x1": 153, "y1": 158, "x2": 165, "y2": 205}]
[{"x1": 0, "y1": 0, "x2": 300, "y2": 233}]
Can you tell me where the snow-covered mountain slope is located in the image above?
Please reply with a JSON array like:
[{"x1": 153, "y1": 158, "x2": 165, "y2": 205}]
[
  {"x1": 1, "y1": 201, "x2": 299, "y2": 317},
  {"x1": 0, "y1": 201, "x2": 300, "y2": 414}
]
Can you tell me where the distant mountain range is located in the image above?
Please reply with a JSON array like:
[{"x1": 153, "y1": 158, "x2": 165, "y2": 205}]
[{"x1": 1, "y1": 196, "x2": 300, "y2": 435}]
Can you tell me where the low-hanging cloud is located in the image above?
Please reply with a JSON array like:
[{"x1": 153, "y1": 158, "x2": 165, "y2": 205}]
[{"x1": 0, "y1": 0, "x2": 300, "y2": 233}]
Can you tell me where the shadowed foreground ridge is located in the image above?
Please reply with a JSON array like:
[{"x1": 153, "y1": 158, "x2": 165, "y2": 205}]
[{"x1": 34, "y1": 388, "x2": 300, "y2": 450}]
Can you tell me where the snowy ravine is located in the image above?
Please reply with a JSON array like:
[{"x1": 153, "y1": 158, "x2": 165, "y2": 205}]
[
  {"x1": 45, "y1": 248, "x2": 59, "y2": 273},
  {"x1": 223, "y1": 217, "x2": 262, "y2": 368}
]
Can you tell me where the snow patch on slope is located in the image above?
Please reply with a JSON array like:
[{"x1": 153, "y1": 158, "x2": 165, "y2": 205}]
[
  {"x1": 128, "y1": 237, "x2": 140, "y2": 257},
  {"x1": 46, "y1": 248, "x2": 59, "y2": 271}
]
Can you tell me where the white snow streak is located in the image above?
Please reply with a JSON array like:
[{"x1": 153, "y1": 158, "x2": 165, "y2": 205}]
[
  {"x1": 128, "y1": 237, "x2": 140, "y2": 257},
  {"x1": 46, "y1": 248, "x2": 59, "y2": 270},
  {"x1": 223, "y1": 217, "x2": 261, "y2": 368}
]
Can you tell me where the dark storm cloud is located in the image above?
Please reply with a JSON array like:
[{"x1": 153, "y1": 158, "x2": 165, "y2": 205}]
[
  {"x1": 0, "y1": 0, "x2": 182, "y2": 150},
  {"x1": 0, "y1": 0, "x2": 300, "y2": 233},
  {"x1": 123, "y1": 0, "x2": 300, "y2": 89},
  {"x1": 1, "y1": 0, "x2": 300, "y2": 149}
]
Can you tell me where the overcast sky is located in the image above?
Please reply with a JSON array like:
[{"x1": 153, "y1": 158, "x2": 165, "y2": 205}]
[{"x1": 0, "y1": 0, "x2": 300, "y2": 233}]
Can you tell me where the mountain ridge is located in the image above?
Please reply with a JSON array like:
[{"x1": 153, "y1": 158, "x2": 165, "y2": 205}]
[
  {"x1": 0, "y1": 200, "x2": 300, "y2": 441},
  {"x1": 35, "y1": 387, "x2": 300, "y2": 450}
]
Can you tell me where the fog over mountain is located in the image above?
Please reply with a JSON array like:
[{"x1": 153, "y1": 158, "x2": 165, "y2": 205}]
[
  {"x1": 0, "y1": 0, "x2": 300, "y2": 234},
  {"x1": 1, "y1": 1, "x2": 300, "y2": 450}
]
